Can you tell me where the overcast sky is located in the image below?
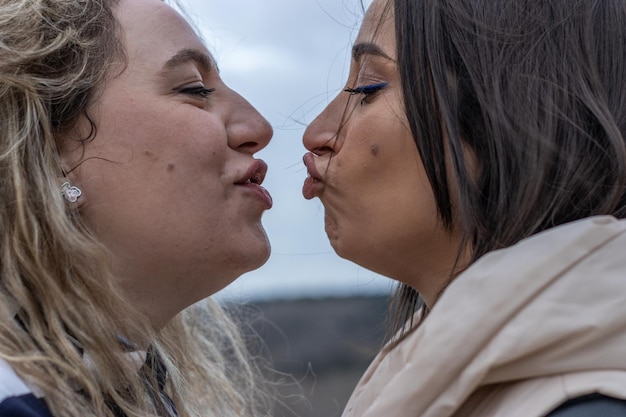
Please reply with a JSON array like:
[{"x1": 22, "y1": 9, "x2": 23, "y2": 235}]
[{"x1": 176, "y1": 0, "x2": 392, "y2": 301}]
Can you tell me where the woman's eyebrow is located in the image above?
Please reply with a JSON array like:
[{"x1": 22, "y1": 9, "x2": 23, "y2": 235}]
[
  {"x1": 160, "y1": 48, "x2": 216, "y2": 74},
  {"x1": 352, "y1": 42, "x2": 394, "y2": 62}
]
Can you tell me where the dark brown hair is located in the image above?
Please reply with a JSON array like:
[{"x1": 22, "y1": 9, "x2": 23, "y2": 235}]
[{"x1": 391, "y1": 0, "x2": 626, "y2": 331}]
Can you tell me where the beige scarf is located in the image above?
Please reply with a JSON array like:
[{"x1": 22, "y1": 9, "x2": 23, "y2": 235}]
[{"x1": 343, "y1": 216, "x2": 626, "y2": 417}]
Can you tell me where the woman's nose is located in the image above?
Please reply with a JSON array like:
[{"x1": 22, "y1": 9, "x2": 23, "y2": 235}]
[
  {"x1": 226, "y1": 91, "x2": 273, "y2": 154},
  {"x1": 303, "y1": 97, "x2": 343, "y2": 155}
]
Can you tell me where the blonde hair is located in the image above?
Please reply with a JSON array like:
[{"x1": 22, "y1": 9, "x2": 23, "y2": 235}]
[{"x1": 0, "y1": 0, "x2": 271, "y2": 416}]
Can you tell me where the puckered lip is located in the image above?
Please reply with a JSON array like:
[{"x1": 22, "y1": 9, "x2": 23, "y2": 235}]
[
  {"x1": 303, "y1": 152, "x2": 323, "y2": 182},
  {"x1": 302, "y1": 152, "x2": 325, "y2": 200},
  {"x1": 235, "y1": 159, "x2": 268, "y2": 185}
]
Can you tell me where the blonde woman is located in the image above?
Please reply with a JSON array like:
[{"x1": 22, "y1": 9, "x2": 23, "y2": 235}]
[
  {"x1": 303, "y1": 0, "x2": 626, "y2": 416},
  {"x1": 0, "y1": 0, "x2": 274, "y2": 416}
]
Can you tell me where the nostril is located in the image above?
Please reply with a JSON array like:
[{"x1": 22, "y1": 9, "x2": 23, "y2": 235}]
[
  {"x1": 313, "y1": 145, "x2": 335, "y2": 156},
  {"x1": 238, "y1": 141, "x2": 259, "y2": 150}
]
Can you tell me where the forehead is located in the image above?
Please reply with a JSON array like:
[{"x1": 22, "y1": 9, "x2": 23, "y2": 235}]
[
  {"x1": 356, "y1": 0, "x2": 395, "y2": 45},
  {"x1": 114, "y1": 0, "x2": 212, "y2": 69}
]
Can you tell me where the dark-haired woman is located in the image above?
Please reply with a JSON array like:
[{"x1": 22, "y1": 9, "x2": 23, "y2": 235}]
[{"x1": 302, "y1": 0, "x2": 626, "y2": 416}]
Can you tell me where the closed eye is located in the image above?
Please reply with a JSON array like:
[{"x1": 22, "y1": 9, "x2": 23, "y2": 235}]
[
  {"x1": 178, "y1": 85, "x2": 215, "y2": 98},
  {"x1": 344, "y1": 82, "x2": 388, "y2": 105},
  {"x1": 344, "y1": 82, "x2": 388, "y2": 95}
]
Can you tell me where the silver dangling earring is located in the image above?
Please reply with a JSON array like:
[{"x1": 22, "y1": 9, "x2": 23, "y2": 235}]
[{"x1": 60, "y1": 181, "x2": 82, "y2": 203}]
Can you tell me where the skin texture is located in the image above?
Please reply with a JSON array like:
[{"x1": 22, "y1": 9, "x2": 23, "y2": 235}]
[
  {"x1": 59, "y1": 0, "x2": 273, "y2": 328},
  {"x1": 302, "y1": 0, "x2": 462, "y2": 306}
]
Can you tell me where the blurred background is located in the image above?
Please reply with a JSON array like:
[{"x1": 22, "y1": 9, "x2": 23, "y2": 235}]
[
  {"x1": 232, "y1": 295, "x2": 390, "y2": 417},
  {"x1": 177, "y1": 1, "x2": 396, "y2": 415}
]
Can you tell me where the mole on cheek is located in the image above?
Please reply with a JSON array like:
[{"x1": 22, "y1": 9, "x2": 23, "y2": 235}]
[
  {"x1": 167, "y1": 163, "x2": 175, "y2": 172},
  {"x1": 370, "y1": 144, "x2": 380, "y2": 156}
]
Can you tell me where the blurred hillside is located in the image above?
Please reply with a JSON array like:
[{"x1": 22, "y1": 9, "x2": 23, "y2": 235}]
[{"x1": 236, "y1": 295, "x2": 391, "y2": 417}]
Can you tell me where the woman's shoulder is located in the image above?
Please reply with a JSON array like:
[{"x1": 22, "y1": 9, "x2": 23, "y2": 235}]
[
  {"x1": 0, "y1": 358, "x2": 53, "y2": 417},
  {"x1": 546, "y1": 394, "x2": 626, "y2": 417}
]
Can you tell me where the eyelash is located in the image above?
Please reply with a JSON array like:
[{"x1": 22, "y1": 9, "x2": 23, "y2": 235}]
[
  {"x1": 178, "y1": 86, "x2": 216, "y2": 98},
  {"x1": 344, "y1": 82, "x2": 388, "y2": 105}
]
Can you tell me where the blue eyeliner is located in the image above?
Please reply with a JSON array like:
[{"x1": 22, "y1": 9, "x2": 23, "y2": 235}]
[{"x1": 344, "y1": 82, "x2": 389, "y2": 95}]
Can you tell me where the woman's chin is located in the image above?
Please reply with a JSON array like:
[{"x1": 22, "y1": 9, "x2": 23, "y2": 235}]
[{"x1": 238, "y1": 231, "x2": 272, "y2": 272}]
